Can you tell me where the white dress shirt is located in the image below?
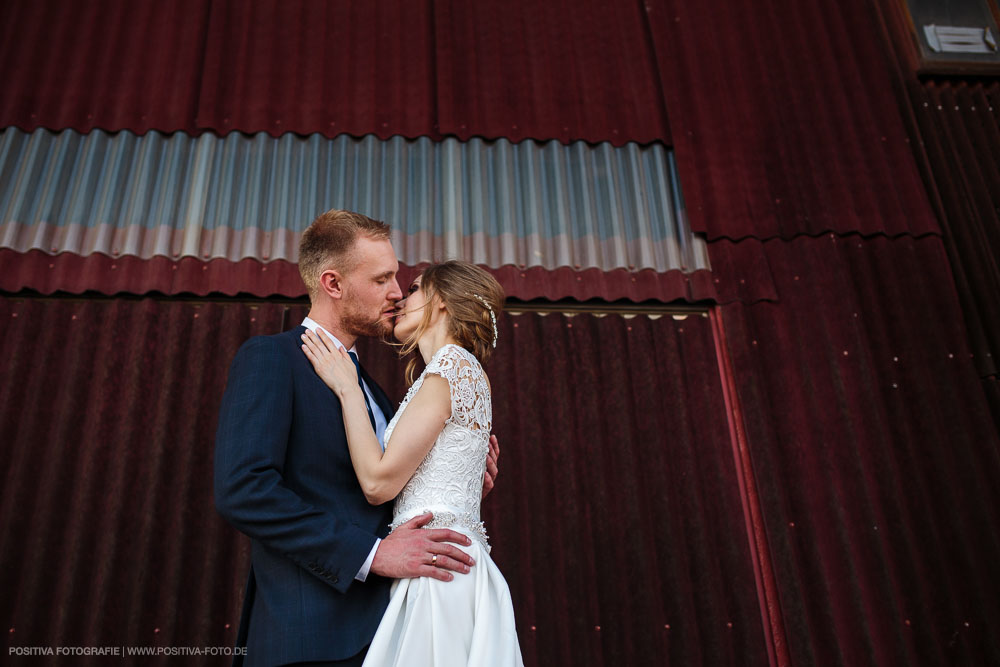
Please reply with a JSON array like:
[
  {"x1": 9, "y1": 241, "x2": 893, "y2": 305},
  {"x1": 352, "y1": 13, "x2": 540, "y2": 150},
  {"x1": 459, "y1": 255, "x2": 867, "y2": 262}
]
[{"x1": 302, "y1": 317, "x2": 386, "y2": 582}]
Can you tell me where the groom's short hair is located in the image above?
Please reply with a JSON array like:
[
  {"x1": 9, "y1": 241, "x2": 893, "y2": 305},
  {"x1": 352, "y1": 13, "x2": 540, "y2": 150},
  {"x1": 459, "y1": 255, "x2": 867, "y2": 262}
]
[{"x1": 299, "y1": 209, "x2": 391, "y2": 298}]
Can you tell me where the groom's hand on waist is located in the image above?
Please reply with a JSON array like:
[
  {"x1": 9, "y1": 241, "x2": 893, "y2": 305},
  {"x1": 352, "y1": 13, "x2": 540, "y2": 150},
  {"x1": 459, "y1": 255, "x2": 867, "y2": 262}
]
[{"x1": 370, "y1": 513, "x2": 475, "y2": 582}]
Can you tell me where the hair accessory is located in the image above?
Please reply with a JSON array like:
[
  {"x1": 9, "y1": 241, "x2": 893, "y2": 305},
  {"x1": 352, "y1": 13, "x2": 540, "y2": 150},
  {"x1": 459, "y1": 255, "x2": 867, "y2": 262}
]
[{"x1": 471, "y1": 293, "x2": 498, "y2": 348}]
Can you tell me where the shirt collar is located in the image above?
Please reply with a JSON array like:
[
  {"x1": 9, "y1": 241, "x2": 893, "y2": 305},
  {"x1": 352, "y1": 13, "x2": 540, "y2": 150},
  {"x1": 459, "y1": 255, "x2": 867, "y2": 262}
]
[{"x1": 301, "y1": 317, "x2": 357, "y2": 355}]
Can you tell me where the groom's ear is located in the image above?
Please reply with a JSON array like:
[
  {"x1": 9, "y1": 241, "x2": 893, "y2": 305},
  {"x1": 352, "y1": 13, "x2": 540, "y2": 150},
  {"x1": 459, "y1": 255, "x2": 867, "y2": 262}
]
[{"x1": 319, "y1": 269, "x2": 344, "y2": 300}]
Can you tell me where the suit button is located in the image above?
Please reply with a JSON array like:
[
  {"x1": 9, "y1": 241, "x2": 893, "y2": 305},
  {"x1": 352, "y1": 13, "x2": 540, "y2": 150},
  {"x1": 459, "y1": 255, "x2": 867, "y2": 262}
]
[{"x1": 332, "y1": 577, "x2": 339, "y2": 583}]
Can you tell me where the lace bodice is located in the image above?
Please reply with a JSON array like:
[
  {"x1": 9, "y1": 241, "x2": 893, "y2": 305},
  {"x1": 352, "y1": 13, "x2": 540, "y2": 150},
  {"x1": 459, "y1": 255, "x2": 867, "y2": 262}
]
[{"x1": 386, "y1": 344, "x2": 492, "y2": 550}]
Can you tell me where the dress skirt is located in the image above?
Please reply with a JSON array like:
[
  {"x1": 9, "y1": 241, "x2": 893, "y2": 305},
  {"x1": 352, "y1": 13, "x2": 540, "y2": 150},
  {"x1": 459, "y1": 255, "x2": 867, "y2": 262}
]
[{"x1": 362, "y1": 533, "x2": 523, "y2": 667}]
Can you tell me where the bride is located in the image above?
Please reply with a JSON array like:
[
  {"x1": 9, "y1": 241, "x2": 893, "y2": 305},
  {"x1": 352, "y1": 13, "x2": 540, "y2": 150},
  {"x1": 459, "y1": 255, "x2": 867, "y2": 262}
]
[{"x1": 300, "y1": 259, "x2": 524, "y2": 667}]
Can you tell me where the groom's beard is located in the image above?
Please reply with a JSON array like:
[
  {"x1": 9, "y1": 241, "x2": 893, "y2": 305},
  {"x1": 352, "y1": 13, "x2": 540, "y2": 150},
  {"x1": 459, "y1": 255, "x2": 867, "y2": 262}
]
[{"x1": 342, "y1": 303, "x2": 394, "y2": 340}]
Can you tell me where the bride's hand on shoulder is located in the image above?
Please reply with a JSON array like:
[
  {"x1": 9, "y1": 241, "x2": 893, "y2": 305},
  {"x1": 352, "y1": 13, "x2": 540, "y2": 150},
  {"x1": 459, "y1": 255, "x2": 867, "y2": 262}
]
[{"x1": 300, "y1": 330, "x2": 361, "y2": 399}]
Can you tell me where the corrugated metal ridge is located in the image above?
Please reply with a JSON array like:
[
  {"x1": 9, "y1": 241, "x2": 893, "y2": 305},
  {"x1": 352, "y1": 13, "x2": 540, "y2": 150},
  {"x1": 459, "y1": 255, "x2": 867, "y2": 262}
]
[{"x1": 0, "y1": 128, "x2": 709, "y2": 273}]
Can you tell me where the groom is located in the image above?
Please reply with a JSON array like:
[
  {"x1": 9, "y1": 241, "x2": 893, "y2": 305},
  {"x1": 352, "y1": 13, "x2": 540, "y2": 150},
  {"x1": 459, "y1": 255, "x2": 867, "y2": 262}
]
[{"x1": 215, "y1": 209, "x2": 492, "y2": 666}]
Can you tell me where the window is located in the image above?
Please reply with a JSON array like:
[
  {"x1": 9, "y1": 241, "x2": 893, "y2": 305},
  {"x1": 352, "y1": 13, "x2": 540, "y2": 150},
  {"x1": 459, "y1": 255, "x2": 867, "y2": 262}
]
[{"x1": 902, "y1": 0, "x2": 1000, "y2": 73}]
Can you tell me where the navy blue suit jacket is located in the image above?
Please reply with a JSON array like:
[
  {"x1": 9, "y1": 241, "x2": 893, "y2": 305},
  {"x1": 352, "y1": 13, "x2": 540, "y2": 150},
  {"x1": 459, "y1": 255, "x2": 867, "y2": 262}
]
[{"x1": 214, "y1": 326, "x2": 395, "y2": 666}]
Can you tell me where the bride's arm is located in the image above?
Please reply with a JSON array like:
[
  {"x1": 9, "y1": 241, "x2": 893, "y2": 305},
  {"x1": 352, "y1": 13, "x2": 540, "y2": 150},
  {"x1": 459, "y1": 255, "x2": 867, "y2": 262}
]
[
  {"x1": 339, "y1": 373, "x2": 450, "y2": 504},
  {"x1": 301, "y1": 329, "x2": 451, "y2": 505}
]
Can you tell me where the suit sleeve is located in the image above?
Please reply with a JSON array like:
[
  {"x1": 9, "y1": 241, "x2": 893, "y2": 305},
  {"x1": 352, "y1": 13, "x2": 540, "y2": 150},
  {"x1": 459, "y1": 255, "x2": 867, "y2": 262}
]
[{"x1": 214, "y1": 336, "x2": 377, "y2": 594}]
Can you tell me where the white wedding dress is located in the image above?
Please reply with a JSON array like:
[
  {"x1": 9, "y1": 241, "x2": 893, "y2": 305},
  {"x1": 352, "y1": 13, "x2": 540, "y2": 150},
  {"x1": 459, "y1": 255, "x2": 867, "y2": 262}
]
[{"x1": 363, "y1": 344, "x2": 524, "y2": 667}]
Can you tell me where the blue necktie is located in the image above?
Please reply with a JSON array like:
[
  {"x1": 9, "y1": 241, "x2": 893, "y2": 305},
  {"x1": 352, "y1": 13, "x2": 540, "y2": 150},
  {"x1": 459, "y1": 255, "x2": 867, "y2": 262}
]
[{"x1": 348, "y1": 351, "x2": 378, "y2": 432}]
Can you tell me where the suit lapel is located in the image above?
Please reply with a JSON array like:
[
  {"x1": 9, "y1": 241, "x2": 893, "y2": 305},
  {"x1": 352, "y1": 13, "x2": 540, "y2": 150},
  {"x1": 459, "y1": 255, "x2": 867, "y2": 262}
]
[
  {"x1": 292, "y1": 323, "x2": 395, "y2": 419},
  {"x1": 358, "y1": 364, "x2": 396, "y2": 420}
]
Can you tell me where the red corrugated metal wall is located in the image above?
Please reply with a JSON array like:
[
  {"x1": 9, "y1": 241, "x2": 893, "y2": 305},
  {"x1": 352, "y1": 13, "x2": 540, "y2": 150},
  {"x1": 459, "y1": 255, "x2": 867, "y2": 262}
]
[{"x1": 2, "y1": 0, "x2": 1000, "y2": 665}]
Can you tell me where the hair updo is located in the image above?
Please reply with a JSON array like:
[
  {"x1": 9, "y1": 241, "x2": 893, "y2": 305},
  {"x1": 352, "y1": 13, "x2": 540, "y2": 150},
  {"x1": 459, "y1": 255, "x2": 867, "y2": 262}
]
[{"x1": 400, "y1": 260, "x2": 505, "y2": 384}]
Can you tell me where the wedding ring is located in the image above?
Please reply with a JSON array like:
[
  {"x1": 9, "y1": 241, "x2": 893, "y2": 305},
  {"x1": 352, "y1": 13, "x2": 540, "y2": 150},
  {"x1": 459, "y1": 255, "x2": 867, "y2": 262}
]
[{"x1": 431, "y1": 554, "x2": 438, "y2": 566}]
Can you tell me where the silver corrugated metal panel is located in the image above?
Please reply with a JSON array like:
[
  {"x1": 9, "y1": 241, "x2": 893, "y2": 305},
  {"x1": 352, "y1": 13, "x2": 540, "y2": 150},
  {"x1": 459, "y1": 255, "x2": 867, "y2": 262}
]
[{"x1": 0, "y1": 128, "x2": 710, "y2": 272}]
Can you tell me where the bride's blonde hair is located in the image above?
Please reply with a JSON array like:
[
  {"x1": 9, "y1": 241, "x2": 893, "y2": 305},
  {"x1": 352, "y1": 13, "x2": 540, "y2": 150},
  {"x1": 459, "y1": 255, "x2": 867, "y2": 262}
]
[{"x1": 399, "y1": 260, "x2": 504, "y2": 385}]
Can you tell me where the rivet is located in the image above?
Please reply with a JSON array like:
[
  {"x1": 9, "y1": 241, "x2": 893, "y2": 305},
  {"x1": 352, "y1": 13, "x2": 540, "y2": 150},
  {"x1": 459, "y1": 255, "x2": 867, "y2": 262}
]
[
  {"x1": 154, "y1": 628, "x2": 160, "y2": 633},
  {"x1": 225, "y1": 623, "x2": 230, "y2": 629},
  {"x1": 843, "y1": 350, "x2": 849, "y2": 356},
  {"x1": 595, "y1": 625, "x2": 601, "y2": 631},
  {"x1": 531, "y1": 625, "x2": 536, "y2": 631}
]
